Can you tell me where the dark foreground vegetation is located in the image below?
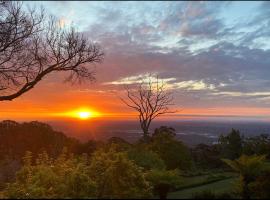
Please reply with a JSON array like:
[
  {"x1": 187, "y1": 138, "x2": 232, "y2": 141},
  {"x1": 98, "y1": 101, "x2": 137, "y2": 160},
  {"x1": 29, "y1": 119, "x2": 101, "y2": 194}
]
[{"x1": 0, "y1": 120, "x2": 270, "y2": 199}]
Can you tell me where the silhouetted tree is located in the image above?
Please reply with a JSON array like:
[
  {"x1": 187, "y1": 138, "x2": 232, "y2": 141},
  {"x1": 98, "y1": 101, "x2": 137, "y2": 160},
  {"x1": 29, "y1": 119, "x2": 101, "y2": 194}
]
[
  {"x1": 0, "y1": 1, "x2": 103, "y2": 101},
  {"x1": 218, "y1": 129, "x2": 243, "y2": 159},
  {"x1": 121, "y1": 76, "x2": 175, "y2": 141},
  {"x1": 150, "y1": 126, "x2": 193, "y2": 170},
  {"x1": 0, "y1": 120, "x2": 81, "y2": 160}
]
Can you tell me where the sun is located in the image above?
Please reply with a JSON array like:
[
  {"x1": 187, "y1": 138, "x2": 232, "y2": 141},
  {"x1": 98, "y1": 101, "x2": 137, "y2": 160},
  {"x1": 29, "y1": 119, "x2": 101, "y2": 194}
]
[
  {"x1": 78, "y1": 111, "x2": 92, "y2": 120},
  {"x1": 56, "y1": 108, "x2": 101, "y2": 120},
  {"x1": 73, "y1": 108, "x2": 101, "y2": 120}
]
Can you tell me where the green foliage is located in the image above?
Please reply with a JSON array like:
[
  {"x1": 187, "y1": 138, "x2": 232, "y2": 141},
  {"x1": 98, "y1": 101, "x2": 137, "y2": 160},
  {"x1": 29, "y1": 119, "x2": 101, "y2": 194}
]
[
  {"x1": 146, "y1": 169, "x2": 182, "y2": 188},
  {"x1": 146, "y1": 169, "x2": 182, "y2": 199},
  {"x1": 4, "y1": 150, "x2": 96, "y2": 199},
  {"x1": 89, "y1": 146, "x2": 152, "y2": 199},
  {"x1": 222, "y1": 154, "x2": 266, "y2": 199},
  {"x1": 149, "y1": 126, "x2": 193, "y2": 170},
  {"x1": 249, "y1": 168, "x2": 270, "y2": 199},
  {"x1": 242, "y1": 134, "x2": 270, "y2": 158},
  {"x1": 218, "y1": 129, "x2": 243, "y2": 160},
  {"x1": 107, "y1": 137, "x2": 131, "y2": 149},
  {"x1": 222, "y1": 155, "x2": 266, "y2": 180},
  {"x1": 128, "y1": 147, "x2": 166, "y2": 171},
  {"x1": 2, "y1": 120, "x2": 270, "y2": 199},
  {"x1": 4, "y1": 146, "x2": 153, "y2": 199},
  {"x1": 192, "y1": 144, "x2": 224, "y2": 170}
]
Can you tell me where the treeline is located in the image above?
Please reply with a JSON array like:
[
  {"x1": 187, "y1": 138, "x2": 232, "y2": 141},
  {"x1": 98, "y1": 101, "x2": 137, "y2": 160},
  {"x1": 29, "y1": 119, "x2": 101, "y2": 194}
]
[
  {"x1": 0, "y1": 120, "x2": 80, "y2": 160},
  {"x1": 0, "y1": 121, "x2": 270, "y2": 198},
  {"x1": 193, "y1": 129, "x2": 270, "y2": 169}
]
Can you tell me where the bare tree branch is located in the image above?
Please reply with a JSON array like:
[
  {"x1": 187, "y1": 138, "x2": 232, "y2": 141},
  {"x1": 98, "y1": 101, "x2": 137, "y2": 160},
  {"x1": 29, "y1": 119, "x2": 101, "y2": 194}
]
[
  {"x1": 120, "y1": 75, "x2": 177, "y2": 140},
  {"x1": 0, "y1": 1, "x2": 104, "y2": 101}
]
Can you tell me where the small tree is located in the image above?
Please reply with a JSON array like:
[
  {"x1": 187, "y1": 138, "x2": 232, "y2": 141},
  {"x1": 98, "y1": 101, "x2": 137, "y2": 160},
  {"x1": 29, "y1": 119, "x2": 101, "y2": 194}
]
[
  {"x1": 0, "y1": 2, "x2": 103, "y2": 101},
  {"x1": 218, "y1": 129, "x2": 243, "y2": 159},
  {"x1": 89, "y1": 145, "x2": 152, "y2": 199},
  {"x1": 121, "y1": 76, "x2": 176, "y2": 141},
  {"x1": 150, "y1": 126, "x2": 193, "y2": 170}
]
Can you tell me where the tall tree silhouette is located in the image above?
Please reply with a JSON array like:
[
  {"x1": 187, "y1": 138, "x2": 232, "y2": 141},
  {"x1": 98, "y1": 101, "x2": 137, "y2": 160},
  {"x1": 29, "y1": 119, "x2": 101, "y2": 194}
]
[
  {"x1": 0, "y1": 1, "x2": 103, "y2": 101},
  {"x1": 121, "y1": 76, "x2": 176, "y2": 141}
]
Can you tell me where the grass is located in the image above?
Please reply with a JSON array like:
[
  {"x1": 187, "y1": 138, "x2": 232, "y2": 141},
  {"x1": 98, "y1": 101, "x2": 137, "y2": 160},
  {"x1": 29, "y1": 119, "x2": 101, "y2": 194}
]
[
  {"x1": 176, "y1": 171, "x2": 236, "y2": 190},
  {"x1": 168, "y1": 177, "x2": 237, "y2": 199}
]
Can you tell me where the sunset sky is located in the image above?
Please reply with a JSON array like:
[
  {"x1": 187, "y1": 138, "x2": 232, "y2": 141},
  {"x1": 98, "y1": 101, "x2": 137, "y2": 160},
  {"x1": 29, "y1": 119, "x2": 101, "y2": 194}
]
[{"x1": 1, "y1": 1, "x2": 270, "y2": 121}]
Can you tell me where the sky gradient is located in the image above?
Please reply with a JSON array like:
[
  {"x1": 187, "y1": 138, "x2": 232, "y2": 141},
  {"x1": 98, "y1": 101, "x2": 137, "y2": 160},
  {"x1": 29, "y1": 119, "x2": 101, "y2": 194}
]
[{"x1": 1, "y1": 1, "x2": 270, "y2": 121}]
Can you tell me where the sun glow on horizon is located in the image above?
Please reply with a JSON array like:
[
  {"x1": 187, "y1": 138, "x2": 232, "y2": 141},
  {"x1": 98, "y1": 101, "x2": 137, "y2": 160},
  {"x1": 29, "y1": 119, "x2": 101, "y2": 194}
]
[
  {"x1": 75, "y1": 109, "x2": 100, "y2": 120},
  {"x1": 78, "y1": 111, "x2": 92, "y2": 120},
  {"x1": 56, "y1": 108, "x2": 102, "y2": 120}
]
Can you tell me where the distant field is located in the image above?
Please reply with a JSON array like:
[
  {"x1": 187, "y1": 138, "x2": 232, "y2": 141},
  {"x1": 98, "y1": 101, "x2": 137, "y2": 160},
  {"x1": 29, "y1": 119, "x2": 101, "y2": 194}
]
[{"x1": 168, "y1": 177, "x2": 237, "y2": 199}]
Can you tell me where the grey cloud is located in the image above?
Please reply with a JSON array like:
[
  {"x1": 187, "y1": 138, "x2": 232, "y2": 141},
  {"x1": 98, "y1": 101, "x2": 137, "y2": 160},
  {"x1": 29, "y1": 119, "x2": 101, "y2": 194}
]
[
  {"x1": 157, "y1": 1, "x2": 228, "y2": 39},
  {"x1": 79, "y1": 2, "x2": 270, "y2": 108}
]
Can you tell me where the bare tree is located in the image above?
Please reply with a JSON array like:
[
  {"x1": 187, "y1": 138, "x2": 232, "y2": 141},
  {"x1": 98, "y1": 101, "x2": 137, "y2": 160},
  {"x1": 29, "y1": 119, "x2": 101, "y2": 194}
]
[
  {"x1": 0, "y1": 1, "x2": 103, "y2": 101},
  {"x1": 121, "y1": 76, "x2": 176, "y2": 141}
]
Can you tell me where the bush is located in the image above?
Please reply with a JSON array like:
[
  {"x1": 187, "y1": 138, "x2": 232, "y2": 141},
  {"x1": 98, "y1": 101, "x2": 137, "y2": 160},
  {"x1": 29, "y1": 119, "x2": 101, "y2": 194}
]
[
  {"x1": 4, "y1": 150, "x2": 96, "y2": 199},
  {"x1": 89, "y1": 146, "x2": 152, "y2": 199},
  {"x1": 128, "y1": 148, "x2": 166, "y2": 171}
]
